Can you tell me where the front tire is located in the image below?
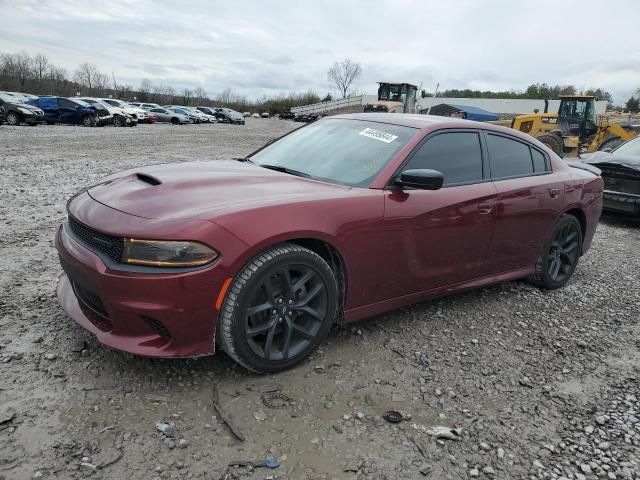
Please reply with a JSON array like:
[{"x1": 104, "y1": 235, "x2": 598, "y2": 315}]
[
  {"x1": 6, "y1": 112, "x2": 20, "y2": 126},
  {"x1": 219, "y1": 243, "x2": 338, "y2": 373},
  {"x1": 82, "y1": 115, "x2": 96, "y2": 127},
  {"x1": 529, "y1": 215, "x2": 582, "y2": 289}
]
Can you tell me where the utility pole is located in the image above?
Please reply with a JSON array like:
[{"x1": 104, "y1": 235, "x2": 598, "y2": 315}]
[{"x1": 426, "y1": 82, "x2": 440, "y2": 115}]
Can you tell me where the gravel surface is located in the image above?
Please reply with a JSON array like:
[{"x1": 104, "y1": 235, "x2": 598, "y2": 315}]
[{"x1": 1, "y1": 121, "x2": 639, "y2": 480}]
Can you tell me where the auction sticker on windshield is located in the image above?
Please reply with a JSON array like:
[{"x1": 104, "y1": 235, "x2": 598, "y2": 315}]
[{"x1": 358, "y1": 127, "x2": 398, "y2": 144}]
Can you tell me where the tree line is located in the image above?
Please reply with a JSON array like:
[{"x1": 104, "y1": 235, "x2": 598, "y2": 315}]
[{"x1": 0, "y1": 50, "x2": 321, "y2": 114}]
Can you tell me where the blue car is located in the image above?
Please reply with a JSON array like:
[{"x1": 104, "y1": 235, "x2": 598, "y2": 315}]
[{"x1": 26, "y1": 96, "x2": 102, "y2": 127}]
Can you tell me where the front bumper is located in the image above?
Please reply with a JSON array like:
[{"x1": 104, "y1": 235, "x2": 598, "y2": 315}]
[
  {"x1": 55, "y1": 223, "x2": 225, "y2": 357},
  {"x1": 23, "y1": 111, "x2": 45, "y2": 123},
  {"x1": 603, "y1": 190, "x2": 640, "y2": 215}
]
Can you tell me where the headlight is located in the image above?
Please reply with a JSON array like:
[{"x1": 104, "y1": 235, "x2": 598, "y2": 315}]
[
  {"x1": 122, "y1": 239, "x2": 218, "y2": 267},
  {"x1": 18, "y1": 107, "x2": 32, "y2": 114}
]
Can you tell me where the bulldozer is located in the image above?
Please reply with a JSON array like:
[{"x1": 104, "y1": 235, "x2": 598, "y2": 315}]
[
  {"x1": 511, "y1": 95, "x2": 640, "y2": 157},
  {"x1": 363, "y1": 82, "x2": 418, "y2": 113}
]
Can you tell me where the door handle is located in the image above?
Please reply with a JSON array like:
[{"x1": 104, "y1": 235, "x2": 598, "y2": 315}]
[
  {"x1": 549, "y1": 188, "x2": 562, "y2": 198},
  {"x1": 478, "y1": 202, "x2": 494, "y2": 214}
]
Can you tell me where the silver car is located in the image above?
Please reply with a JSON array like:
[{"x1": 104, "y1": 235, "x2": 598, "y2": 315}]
[{"x1": 147, "y1": 107, "x2": 189, "y2": 124}]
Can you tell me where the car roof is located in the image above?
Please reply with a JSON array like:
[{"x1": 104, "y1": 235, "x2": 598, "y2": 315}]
[{"x1": 329, "y1": 113, "x2": 537, "y2": 142}]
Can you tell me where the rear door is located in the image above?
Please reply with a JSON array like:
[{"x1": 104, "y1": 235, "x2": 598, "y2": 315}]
[
  {"x1": 483, "y1": 132, "x2": 566, "y2": 273},
  {"x1": 381, "y1": 129, "x2": 498, "y2": 298}
]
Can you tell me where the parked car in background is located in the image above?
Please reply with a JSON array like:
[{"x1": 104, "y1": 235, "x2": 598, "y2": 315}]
[
  {"x1": 55, "y1": 114, "x2": 603, "y2": 372},
  {"x1": 27, "y1": 96, "x2": 102, "y2": 127},
  {"x1": 78, "y1": 97, "x2": 135, "y2": 127},
  {"x1": 251, "y1": 113, "x2": 260, "y2": 118},
  {"x1": 0, "y1": 92, "x2": 45, "y2": 126},
  {"x1": 195, "y1": 106, "x2": 219, "y2": 122},
  {"x1": 166, "y1": 107, "x2": 197, "y2": 123},
  {"x1": 243, "y1": 112, "x2": 251, "y2": 117},
  {"x1": 216, "y1": 108, "x2": 245, "y2": 125},
  {"x1": 580, "y1": 135, "x2": 640, "y2": 216},
  {"x1": 132, "y1": 102, "x2": 162, "y2": 110},
  {"x1": 173, "y1": 106, "x2": 211, "y2": 123},
  {"x1": 147, "y1": 107, "x2": 189, "y2": 124},
  {"x1": 260, "y1": 112, "x2": 270, "y2": 118},
  {"x1": 100, "y1": 99, "x2": 149, "y2": 124}
]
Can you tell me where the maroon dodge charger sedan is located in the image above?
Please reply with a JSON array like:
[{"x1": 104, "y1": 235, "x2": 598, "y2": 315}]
[{"x1": 56, "y1": 113, "x2": 604, "y2": 372}]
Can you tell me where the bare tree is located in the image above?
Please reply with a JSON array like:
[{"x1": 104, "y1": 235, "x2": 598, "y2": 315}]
[
  {"x1": 93, "y1": 71, "x2": 110, "y2": 96},
  {"x1": 139, "y1": 78, "x2": 153, "y2": 101},
  {"x1": 182, "y1": 88, "x2": 193, "y2": 105},
  {"x1": 32, "y1": 53, "x2": 50, "y2": 82},
  {"x1": 193, "y1": 86, "x2": 207, "y2": 103},
  {"x1": 74, "y1": 62, "x2": 101, "y2": 94},
  {"x1": 327, "y1": 59, "x2": 362, "y2": 99}
]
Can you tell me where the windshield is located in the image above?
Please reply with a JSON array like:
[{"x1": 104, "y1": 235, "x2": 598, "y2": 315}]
[
  {"x1": 0, "y1": 94, "x2": 20, "y2": 103},
  {"x1": 612, "y1": 136, "x2": 640, "y2": 162},
  {"x1": 250, "y1": 118, "x2": 417, "y2": 187}
]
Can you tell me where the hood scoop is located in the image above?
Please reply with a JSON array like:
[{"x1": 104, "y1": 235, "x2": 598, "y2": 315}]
[{"x1": 136, "y1": 173, "x2": 162, "y2": 186}]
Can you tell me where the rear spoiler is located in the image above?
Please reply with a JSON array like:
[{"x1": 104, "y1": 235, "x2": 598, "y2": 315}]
[{"x1": 566, "y1": 161, "x2": 601, "y2": 176}]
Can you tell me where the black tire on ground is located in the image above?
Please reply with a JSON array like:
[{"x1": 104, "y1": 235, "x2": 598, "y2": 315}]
[
  {"x1": 171, "y1": 117, "x2": 179, "y2": 125},
  {"x1": 529, "y1": 214, "x2": 583, "y2": 289},
  {"x1": 219, "y1": 243, "x2": 339, "y2": 373},
  {"x1": 6, "y1": 112, "x2": 20, "y2": 126},
  {"x1": 82, "y1": 115, "x2": 96, "y2": 127},
  {"x1": 113, "y1": 115, "x2": 124, "y2": 127},
  {"x1": 597, "y1": 136, "x2": 623, "y2": 152},
  {"x1": 536, "y1": 133, "x2": 563, "y2": 157}
]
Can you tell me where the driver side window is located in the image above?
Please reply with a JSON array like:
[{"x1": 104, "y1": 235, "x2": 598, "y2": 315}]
[{"x1": 404, "y1": 132, "x2": 484, "y2": 186}]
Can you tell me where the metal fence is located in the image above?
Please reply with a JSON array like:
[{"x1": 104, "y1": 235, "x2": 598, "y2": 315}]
[{"x1": 291, "y1": 95, "x2": 364, "y2": 114}]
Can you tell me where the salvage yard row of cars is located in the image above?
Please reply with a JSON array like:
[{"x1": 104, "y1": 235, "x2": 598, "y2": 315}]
[{"x1": 0, "y1": 90, "x2": 248, "y2": 127}]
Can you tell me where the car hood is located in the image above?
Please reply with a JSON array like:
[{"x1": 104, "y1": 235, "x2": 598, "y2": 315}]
[
  {"x1": 86, "y1": 160, "x2": 349, "y2": 220},
  {"x1": 582, "y1": 151, "x2": 640, "y2": 172},
  {"x1": 14, "y1": 102, "x2": 41, "y2": 112}
]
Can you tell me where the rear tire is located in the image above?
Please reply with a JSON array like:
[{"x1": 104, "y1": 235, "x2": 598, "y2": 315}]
[
  {"x1": 529, "y1": 214, "x2": 582, "y2": 289},
  {"x1": 219, "y1": 243, "x2": 338, "y2": 373},
  {"x1": 536, "y1": 133, "x2": 563, "y2": 157},
  {"x1": 6, "y1": 112, "x2": 20, "y2": 126},
  {"x1": 171, "y1": 117, "x2": 179, "y2": 125}
]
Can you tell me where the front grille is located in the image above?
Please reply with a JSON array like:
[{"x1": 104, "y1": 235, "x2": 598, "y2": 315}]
[
  {"x1": 71, "y1": 281, "x2": 109, "y2": 318},
  {"x1": 142, "y1": 316, "x2": 171, "y2": 338},
  {"x1": 68, "y1": 216, "x2": 123, "y2": 262}
]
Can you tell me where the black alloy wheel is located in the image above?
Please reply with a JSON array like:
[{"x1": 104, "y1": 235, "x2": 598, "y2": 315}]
[
  {"x1": 219, "y1": 243, "x2": 338, "y2": 373},
  {"x1": 547, "y1": 223, "x2": 580, "y2": 283},
  {"x1": 244, "y1": 263, "x2": 329, "y2": 362},
  {"x1": 530, "y1": 214, "x2": 583, "y2": 289}
]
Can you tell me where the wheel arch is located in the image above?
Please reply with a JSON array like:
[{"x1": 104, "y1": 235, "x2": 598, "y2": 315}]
[
  {"x1": 225, "y1": 233, "x2": 349, "y2": 326},
  {"x1": 286, "y1": 237, "x2": 347, "y2": 325},
  {"x1": 561, "y1": 207, "x2": 587, "y2": 254}
]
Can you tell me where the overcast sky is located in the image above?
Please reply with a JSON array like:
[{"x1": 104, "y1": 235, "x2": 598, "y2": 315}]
[{"x1": 1, "y1": 0, "x2": 639, "y2": 104}]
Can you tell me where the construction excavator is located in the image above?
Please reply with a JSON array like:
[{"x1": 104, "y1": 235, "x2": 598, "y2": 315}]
[
  {"x1": 363, "y1": 82, "x2": 418, "y2": 113},
  {"x1": 510, "y1": 95, "x2": 640, "y2": 157}
]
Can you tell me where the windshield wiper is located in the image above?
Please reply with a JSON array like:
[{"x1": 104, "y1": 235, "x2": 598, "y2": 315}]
[
  {"x1": 232, "y1": 157, "x2": 253, "y2": 163},
  {"x1": 258, "y1": 164, "x2": 314, "y2": 179}
]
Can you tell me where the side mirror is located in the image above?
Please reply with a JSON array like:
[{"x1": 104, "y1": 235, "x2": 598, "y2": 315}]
[{"x1": 396, "y1": 169, "x2": 444, "y2": 190}]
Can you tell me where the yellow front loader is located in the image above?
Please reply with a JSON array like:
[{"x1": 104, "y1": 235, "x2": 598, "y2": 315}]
[{"x1": 511, "y1": 96, "x2": 639, "y2": 157}]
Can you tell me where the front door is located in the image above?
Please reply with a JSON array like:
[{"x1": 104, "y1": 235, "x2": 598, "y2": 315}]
[{"x1": 380, "y1": 130, "x2": 497, "y2": 298}]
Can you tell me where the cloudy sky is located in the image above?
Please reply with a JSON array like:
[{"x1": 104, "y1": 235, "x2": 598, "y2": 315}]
[{"x1": 1, "y1": 0, "x2": 639, "y2": 104}]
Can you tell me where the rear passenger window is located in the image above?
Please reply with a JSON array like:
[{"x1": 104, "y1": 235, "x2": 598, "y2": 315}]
[
  {"x1": 405, "y1": 132, "x2": 484, "y2": 186},
  {"x1": 531, "y1": 148, "x2": 548, "y2": 172},
  {"x1": 486, "y1": 134, "x2": 535, "y2": 178}
]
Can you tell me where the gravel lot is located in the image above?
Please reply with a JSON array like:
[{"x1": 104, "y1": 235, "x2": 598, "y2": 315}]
[{"x1": 1, "y1": 120, "x2": 639, "y2": 480}]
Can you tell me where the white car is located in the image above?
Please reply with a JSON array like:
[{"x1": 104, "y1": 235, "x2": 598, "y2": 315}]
[
  {"x1": 100, "y1": 98, "x2": 149, "y2": 124},
  {"x1": 78, "y1": 97, "x2": 135, "y2": 127},
  {"x1": 251, "y1": 113, "x2": 260, "y2": 118}
]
